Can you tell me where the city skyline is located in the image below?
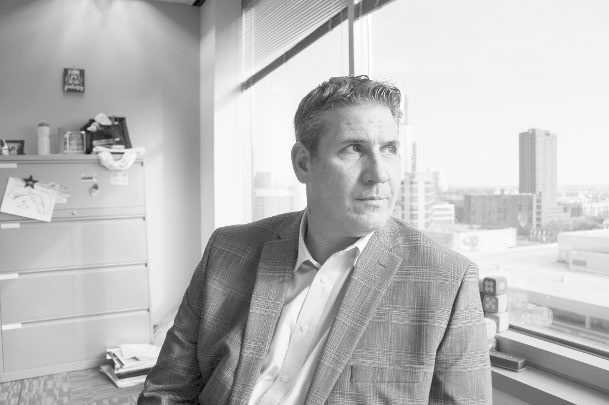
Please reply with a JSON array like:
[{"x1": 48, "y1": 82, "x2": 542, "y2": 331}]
[
  {"x1": 369, "y1": 0, "x2": 608, "y2": 188},
  {"x1": 247, "y1": 0, "x2": 609, "y2": 364},
  {"x1": 252, "y1": 0, "x2": 608, "y2": 190}
]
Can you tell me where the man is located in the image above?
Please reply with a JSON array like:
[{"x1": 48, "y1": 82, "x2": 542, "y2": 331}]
[{"x1": 139, "y1": 76, "x2": 492, "y2": 404}]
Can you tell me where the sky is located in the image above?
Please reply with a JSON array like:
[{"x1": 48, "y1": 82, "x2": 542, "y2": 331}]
[{"x1": 252, "y1": 0, "x2": 609, "y2": 188}]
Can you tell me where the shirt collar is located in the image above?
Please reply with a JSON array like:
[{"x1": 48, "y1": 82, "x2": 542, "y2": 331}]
[{"x1": 296, "y1": 209, "x2": 375, "y2": 271}]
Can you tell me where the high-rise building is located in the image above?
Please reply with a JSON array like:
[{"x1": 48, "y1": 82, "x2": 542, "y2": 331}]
[
  {"x1": 252, "y1": 172, "x2": 305, "y2": 221},
  {"x1": 393, "y1": 171, "x2": 435, "y2": 229},
  {"x1": 393, "y1": 98, "x2": 437, "y2": 229},
  {"x1": 433, "y1": 170, "x2": 447, "y2": 194},
  {"x1": 398, "y1": 96, "x2": 417, "y2": 175},
  {"x1": 519, "y1": 128, "x2": 568, "y2": 227},
  {"x1": 519, "y1": 128, "x2": 558, "y2": 206}
]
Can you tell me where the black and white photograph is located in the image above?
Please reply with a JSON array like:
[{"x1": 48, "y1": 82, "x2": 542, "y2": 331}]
[
  {"x1": 0, "y1": 0, "x2": 608, "y2": 404},
  {"x1": 5, "y1": 140, "x2": 24, "y2": 155}
]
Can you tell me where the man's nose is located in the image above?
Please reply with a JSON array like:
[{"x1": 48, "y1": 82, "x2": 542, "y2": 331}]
[{"x1": 362, "y1": 153, "x2": 389, "y2": 184}]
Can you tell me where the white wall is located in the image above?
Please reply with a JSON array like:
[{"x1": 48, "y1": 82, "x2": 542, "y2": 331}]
[
  {"x1": 0, "y1": 0, "x2": 202, "y2": 325},
  {"x1": 200, "y1": 0, "x2": 252, "y2": 249}
]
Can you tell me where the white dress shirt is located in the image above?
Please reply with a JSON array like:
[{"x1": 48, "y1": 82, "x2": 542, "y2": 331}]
[{"x1": 247, "y1": 211, "x2": 374, "y2": 405}]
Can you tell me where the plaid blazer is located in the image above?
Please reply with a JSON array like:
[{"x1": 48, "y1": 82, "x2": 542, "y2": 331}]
[{"x1": 139, "y1": 211, "x2": 492, "y2": 404}]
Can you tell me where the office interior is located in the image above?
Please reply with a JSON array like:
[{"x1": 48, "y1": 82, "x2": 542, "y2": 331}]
[{"x1": 0, "y1": 0, "x2": 607, "y2": 404}]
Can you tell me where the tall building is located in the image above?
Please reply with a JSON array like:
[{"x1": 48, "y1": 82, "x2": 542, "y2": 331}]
[
  {"x1": 433, "y1": 170, "x2": 447, "y2": 194},
  {"x1": 253, "y1": 172, "x2": 305, "y2": 220},
  {"x1": 393, "y1": 98, "x2": 437, "y2": 229},
  {"x1": 519, "y1": 128, "x2": 558, "y2": 206},
  {"x1": 519, "y1": 128, "x2": 568, "y2": 227},
  {"x1": 398, "y1": 96, "x2": 417, "y2": 175},
  {"x1": 393, "y1": 171, "x2": 435, "y2": 229}
]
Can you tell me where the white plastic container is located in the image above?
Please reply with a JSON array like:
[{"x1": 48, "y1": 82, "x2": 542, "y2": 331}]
[{"x1": 37, "y1": 121, "x2": 50, "y2": 155}]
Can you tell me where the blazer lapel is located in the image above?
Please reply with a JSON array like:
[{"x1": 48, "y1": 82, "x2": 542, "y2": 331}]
[
  {"x1": 229, "y1": 212, "x2": 302, "y2": 405},
  {"x1": 305, "y1": 219, "x2": 404, "y2": 405}
]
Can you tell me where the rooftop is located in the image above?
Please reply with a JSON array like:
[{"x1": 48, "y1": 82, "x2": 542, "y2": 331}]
[
  {"x1": 560, "y1": 228, "x2": 609, "y2": 239},
  {"x1": 467, "y1": 244, "x2": 609, "y2": 311}
]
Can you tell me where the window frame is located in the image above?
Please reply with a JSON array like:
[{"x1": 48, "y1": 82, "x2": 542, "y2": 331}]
[{"x1": 494, "y1": 329, "x2": 609, "y2": 402}]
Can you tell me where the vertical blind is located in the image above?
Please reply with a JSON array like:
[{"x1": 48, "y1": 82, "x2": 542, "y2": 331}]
[
  {"x1": 243, "y1": 0, "x2": 347, "y2": 87},
  {"x1": 242, "y1": 0, "x2": 397, "y2": 89}
]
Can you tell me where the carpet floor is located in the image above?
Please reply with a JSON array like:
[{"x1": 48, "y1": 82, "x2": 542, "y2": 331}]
[{"x1": 0, "y1": 368, "x2": 143, "y2": 405}]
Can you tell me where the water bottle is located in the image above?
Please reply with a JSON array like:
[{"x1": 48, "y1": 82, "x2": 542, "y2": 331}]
[{"x1": 38, "y1": 121, "x2": 50, "y2": 155}]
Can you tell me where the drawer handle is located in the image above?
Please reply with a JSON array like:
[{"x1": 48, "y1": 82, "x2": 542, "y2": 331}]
[
  {"x1": 72, "y1": 211, "x2": 77, "y2": 216},
  {"x1": 2, "y1": 323, "x2": 22, "y2": 331},
  {"x1": 0, "y1": 273, "x2": 19, "y2": 280}
]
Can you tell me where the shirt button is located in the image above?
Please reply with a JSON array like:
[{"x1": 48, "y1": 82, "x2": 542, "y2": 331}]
[
  {"x1": 320, "y1": 276, "x2": 328, "y2": 283},
  {"x1": 300, "y1": 324, "x2": 310, "y2": 332},
  {"x1": 282, "y1": 374, "x2": 290, "y2": 383}
]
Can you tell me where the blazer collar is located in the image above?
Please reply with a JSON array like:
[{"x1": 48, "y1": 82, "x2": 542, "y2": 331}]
[
  {"x1": 276, "y1": 210, "x2": 304, "y2": 240},
  {"x1": 305, "y1": 218, "x2": 405, "y2": 405},
  {"x1": 230, "y1": 211, "x2": 302, "y2": 405}
]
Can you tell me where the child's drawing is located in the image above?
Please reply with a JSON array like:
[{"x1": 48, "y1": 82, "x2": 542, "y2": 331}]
[{"x1": 0, "y1": 176, "x2": 58, "y2": 222}]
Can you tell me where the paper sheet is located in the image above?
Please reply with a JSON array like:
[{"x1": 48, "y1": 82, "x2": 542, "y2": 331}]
[{"x1": 0, "y1": 176, "x2": 58, "y2": 222}]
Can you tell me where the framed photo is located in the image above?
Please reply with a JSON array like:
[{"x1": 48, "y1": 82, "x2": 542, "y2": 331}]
[
  {"x1": 5, "y1": 140, "x2": 25, "y2": 155},
  {"x1": 60, "y1": 130, "x2": 86, "y2": 154},
  {"x1": 63, "y1": 68, "x2": 85, "y2": 92}
]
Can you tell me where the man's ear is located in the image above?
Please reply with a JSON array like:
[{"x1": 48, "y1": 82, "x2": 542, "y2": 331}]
[{"x1": 291, "y1": 142, "x2": 311, "y2": 183}]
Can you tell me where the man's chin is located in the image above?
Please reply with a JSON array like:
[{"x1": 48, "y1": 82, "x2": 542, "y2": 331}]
[{"x1": 346, "y1": 212, "x2": 392, "y2": 235}]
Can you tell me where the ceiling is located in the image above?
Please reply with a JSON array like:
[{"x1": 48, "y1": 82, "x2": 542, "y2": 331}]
[{"x1": 149, "y1": 0, "x2": 205, "y2": 6}]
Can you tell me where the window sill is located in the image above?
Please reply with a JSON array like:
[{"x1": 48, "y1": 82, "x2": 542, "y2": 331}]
[
  {"x1": 492, "y1": 365, "x2": 609, "y2": 405},
  {"x1": 492, "y1": 329, "x2": 609, "y2": 404}
]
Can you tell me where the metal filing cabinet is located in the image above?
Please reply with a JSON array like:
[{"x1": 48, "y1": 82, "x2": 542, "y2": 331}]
[{"x1": 0, "y1": 155, "x2": 151, "y2": 382}]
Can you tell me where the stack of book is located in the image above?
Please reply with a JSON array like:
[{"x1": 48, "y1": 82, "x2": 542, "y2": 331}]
[{"x1": 100, "y1": 344, "x2": 161, "y2": 388}]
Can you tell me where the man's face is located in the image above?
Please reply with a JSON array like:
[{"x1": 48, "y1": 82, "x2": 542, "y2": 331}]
[{"x1": 303, "y1": 103, "x2": 401, "y2": 238}]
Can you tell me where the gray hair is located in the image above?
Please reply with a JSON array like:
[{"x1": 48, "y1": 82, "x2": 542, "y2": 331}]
[{"x1": 293, "y1": 75, "x2": 402, "y2": 158}]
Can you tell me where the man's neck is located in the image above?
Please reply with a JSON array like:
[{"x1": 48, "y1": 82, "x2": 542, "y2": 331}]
[{"x1": 304, "y1": 221, "x2": 360, "y2": 265}]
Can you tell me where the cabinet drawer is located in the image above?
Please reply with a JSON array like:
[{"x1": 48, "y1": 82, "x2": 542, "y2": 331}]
[
  {"x1": 2, "y1": 311, "x2": 150, "y2": 373},
  {"x1": 0, "y1": 158, "x2": 143, "y2": 221},
  {"x1": 0, "y1": 218, "x2": 146, "y2": 273},
  {"x1": 0, "y1": 266, "x2": 149, "y2": 323}
]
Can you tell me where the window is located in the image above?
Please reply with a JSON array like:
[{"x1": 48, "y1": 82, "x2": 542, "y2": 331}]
[
  {"x1": 572, "y1": 259, "x2": 587, "y2": 267},
  {"x1": 249, "y1": 12, "x2": 348, "y2": 221},
  {"x1": 366, "y1": 0, "x2": 609, "y2": 357},
  {"x1": 242, "y1": 2, "x2": 609, "y2": 393}
]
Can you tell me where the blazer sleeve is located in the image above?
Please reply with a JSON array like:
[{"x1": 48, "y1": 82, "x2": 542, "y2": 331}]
[
  {"x1": 429, "y1": 261, "x2": 493, "y2": 404},
  {"x1": 138, "y1": 229, "x2": 219, "y2": 405}
]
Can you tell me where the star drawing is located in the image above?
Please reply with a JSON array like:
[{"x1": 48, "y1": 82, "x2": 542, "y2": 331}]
[{"x1": 23, "y1": 175, "x2": 38, "y2": 189}]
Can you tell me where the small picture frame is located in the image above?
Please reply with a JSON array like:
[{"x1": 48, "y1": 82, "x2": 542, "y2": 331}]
[
  {"x1": 63, "y1": 68, "x2": 85, "y2": 93},
  {"x1": 5, "y1": 140, "x2": 25, "y2": 155},
  {"x1": 60, "y1": 130, "x2": 86, "y2": 154}
]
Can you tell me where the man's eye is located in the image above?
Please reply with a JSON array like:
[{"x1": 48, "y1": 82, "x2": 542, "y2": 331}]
[
  {"x1": 346, "y1": 145, "x2": 362, "y2": 153},
  {"x1": 382, "y1": 145, "x2": 397, "y2": 154}
]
